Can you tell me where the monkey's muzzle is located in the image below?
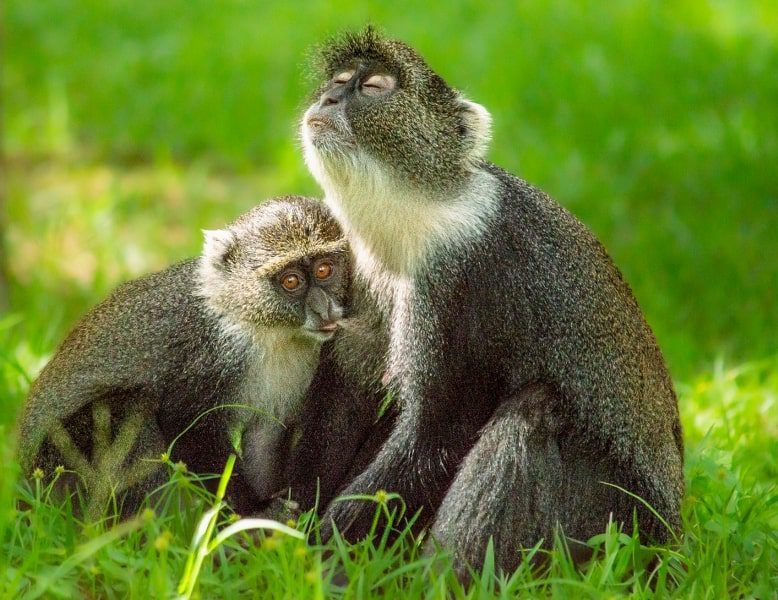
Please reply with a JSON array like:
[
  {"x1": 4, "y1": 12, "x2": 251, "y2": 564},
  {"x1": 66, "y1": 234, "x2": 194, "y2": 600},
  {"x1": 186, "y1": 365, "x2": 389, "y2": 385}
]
[
  {"x1": 306, "y1": 115, "x2": 335, "y2": 131},
  {"x1": 302, "y1": 321, "x2": 339, "y2": 343}
]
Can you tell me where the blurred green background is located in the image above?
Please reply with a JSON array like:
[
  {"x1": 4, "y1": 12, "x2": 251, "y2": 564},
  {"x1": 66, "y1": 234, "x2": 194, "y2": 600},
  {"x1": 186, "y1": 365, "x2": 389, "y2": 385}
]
[
  {"x1": 3, "y1": 0, "x2": 776, "y2": 384},
  {"x1": 1, "y1": 1, "x2": 776, "y2": 595}
]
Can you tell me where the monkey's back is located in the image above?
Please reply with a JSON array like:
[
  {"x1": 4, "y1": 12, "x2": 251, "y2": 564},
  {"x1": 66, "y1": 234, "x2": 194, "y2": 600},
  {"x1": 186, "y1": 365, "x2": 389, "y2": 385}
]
[
  {"x1": 435, "y1": 163, "x2": 684, "y2": 525},
  {"x1": 18, "y1": 259, "x2": 251, "y2": 478}
]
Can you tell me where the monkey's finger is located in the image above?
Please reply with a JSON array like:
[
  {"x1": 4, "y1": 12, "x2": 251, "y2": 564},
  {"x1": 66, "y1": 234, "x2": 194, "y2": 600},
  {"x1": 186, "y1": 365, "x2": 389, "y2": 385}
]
[
  {"x1": 92, "y1": 398, "x2": 111, "y2": 461},
  {"x1": 48, "y1": 421, "x2": 97, "y2": 483}
]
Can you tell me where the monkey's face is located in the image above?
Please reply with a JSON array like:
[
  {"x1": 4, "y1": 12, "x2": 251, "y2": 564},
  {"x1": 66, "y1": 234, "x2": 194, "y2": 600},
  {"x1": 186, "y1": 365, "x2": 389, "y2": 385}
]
[
  {"x1": 301, "y1": 28, "x2": 491, "y2": 193},
  {"x1": 264, "y1": 252, "x2": 350, "y2": 342},
  {"x1": 197, "y1": 196, "x2": 351, "y2": 343}
]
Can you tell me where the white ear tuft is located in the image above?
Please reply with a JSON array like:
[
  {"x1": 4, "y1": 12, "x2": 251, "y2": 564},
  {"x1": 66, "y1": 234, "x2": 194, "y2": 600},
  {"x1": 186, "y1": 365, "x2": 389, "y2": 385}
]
[
  {"x1": 459, "y1": 97, "x2": 493, "y2": 160},
  {"x1": 202, "y1": 228, "x2": 236, "y2": 266}
]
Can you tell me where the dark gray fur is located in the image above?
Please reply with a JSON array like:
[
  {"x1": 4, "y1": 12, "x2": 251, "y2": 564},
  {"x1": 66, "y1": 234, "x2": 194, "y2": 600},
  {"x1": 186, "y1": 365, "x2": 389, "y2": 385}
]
[
  {"x1": 287, "y1": 272, "x2": 394, "y2": 510},
  {"x1": 289, "y1": 28, "x2": 684, "y2": 577},
  {"x1": 19, "y1": 259, "x2": 262, "y2": 514}
]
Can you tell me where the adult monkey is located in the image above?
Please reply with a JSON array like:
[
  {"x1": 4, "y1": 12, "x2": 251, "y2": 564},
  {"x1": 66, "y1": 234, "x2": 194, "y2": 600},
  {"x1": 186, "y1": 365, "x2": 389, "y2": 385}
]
[{"x1": 291, "y1": 27, "x2": 684, "y2": 574}]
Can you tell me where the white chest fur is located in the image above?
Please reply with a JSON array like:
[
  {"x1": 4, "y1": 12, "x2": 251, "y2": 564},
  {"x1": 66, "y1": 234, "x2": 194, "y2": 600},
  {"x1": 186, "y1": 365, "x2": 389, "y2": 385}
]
[
  {"x1": 320, "y1": 170, "x2": 500, "y2": 402},
  {"x1": 231, "y1": 330, "x2": 322, "y2": 499},
  {"x1": 320, "y1": 159, "x2": 499, "y2": 280},
  {"x1": 237, "y1": 331, "x2": 321, "y2": 425}
]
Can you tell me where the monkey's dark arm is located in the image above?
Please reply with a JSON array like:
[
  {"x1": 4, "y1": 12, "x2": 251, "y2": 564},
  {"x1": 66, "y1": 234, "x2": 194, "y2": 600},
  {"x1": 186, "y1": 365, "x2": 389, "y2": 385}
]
[
  {"x1": 286, "y1": 354, "x2": 391, "y2": 511},
  {"x1": 319, "y1": 300, "x2": 492, "y2": 541},
  {"x1": 320, "y1": 383, "x2": 479, "y2": 541}
]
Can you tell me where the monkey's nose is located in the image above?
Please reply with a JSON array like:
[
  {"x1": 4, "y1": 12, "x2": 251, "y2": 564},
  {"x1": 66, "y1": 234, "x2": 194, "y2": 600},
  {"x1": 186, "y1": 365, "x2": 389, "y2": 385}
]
[
  {"x1": 320, "y1": 90, "x2": 340, "y2": 107},
  {"x1": 307, "y1": 287, "x2": 331, "y2": 320}
]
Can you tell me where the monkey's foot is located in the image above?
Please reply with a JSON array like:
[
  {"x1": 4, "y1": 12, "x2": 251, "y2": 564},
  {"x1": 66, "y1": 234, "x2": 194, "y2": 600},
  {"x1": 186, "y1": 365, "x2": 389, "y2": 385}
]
[{"x1": 255, "y1": 496, "x2": 301, "y2": 523}]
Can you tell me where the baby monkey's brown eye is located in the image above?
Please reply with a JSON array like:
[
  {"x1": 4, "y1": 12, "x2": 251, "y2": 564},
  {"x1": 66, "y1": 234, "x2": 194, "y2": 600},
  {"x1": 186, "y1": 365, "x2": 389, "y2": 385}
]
[
  {"x1": 315, "y1": 261, "x2": 334, "y2": 280},
  {"x1": 281, "y1": 273, "x2": 303, "y2": 291}
]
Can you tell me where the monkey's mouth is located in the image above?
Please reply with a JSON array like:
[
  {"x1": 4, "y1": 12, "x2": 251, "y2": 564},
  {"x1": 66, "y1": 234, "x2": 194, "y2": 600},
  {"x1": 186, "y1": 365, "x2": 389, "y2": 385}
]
[
  {"x1": 307, "y1": 115, "x2": 336, "y2": 131},
  {"x1": 318, "y1": 321, "x2": 339, "y2": 333},
  {"x1": 303, "y1": 111, "x2": 354, "y2": 148},
  {"x1": 301, "y1": 321, "x2": 339, "y2": 342}
]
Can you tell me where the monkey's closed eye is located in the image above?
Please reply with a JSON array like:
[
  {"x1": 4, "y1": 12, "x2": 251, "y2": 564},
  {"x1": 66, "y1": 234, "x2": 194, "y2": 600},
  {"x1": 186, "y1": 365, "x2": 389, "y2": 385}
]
[
  {"x1": 333, "y1": 70, "x2": 355, "y2": 84},
  {"x1": 361, "y1": 74, "x2": 395, "y2": 95}
]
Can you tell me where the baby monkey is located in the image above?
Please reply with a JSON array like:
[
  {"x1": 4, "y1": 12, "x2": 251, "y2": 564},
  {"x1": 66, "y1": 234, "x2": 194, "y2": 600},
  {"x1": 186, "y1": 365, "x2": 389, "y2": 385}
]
[{"x1": 17, "y1": 196, "x2": 350, "y2": 517}]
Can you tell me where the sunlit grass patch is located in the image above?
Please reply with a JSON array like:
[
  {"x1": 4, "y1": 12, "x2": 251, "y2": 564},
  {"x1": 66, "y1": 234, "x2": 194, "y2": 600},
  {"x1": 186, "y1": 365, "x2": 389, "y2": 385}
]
[
  {"x1": 678, "y1": 360, "x2": 778, "y2": 598},
  {"x1": 4, "y1": 159, "x2": 305, "y2": 294}
]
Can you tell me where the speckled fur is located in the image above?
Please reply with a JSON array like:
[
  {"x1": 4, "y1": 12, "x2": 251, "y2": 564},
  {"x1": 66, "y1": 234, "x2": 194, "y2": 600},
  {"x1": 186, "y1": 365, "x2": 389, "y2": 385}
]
[
  {"x1": 17, "y1": 196, "x2": 350, "y2": 516},
  {"x1": 290, "y1": 28, "x2": 684, "y2": 577},
  {"x1": 308, "y1": 27, "x2": 489, "y2": 191}
]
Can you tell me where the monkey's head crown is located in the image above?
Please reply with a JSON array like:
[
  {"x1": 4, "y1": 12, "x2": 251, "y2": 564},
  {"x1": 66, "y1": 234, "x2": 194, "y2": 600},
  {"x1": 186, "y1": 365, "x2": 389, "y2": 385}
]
[{"x1": 196, "y1": 196, "x2": 350, "y2": 335}]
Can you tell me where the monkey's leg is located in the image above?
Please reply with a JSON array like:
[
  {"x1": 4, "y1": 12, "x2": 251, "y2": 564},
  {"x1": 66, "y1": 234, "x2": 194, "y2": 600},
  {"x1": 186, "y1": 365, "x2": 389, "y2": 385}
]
[
  {"x1": 86, "y1": 407, "x2": 167, "y2": 519},
  {"x1": 428, "y1": 383, "x2": 633, "y2": 578}
]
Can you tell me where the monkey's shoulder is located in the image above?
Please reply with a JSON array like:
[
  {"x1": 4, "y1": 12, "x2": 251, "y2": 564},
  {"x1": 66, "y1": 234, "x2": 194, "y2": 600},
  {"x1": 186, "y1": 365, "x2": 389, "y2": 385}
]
[
  {"x1": 482, "y1": 165, "x2": 595, "y2": 245},
  {"x1": 480, "y1": 164, "x2": 674, "y2": 400},
  {"x1": 40, "y1": 259, "x2": 236, "y2": 383},
  {"x1": 101, "y1": 259, "x2": 202, "y2": 320},
  {"x1": 470, "y1": 164, "x2": 627, "y2": 290}
]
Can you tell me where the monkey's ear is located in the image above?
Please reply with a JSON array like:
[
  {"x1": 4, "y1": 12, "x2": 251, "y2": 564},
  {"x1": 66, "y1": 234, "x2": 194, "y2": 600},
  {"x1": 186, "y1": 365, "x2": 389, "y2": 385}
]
[
  {"x1": 458, "y1": 97, "x2": 492, "y2": 160},
  {"x1": 202, "y1": 229, "x2": 237, "y2": 267}
]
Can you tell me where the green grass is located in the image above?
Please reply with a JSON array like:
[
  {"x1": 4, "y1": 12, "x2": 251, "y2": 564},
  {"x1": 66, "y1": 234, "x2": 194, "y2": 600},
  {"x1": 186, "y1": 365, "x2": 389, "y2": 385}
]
[
  {"x1": 2, "y1": 353, "x2": 775, "y2": 598},
  {"x1": 2, "y1": 0, "x2": 777, "y2": 597}
]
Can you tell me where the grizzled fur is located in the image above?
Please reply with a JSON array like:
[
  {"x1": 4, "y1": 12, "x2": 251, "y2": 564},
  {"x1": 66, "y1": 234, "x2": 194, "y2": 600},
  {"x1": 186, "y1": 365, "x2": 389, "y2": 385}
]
[
  {"x1": 18, "y1": 196, "x2": 350, "y2": 518},
  {"x1": 291, "y1": 28, "x2": 684, "y2": 577}
]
